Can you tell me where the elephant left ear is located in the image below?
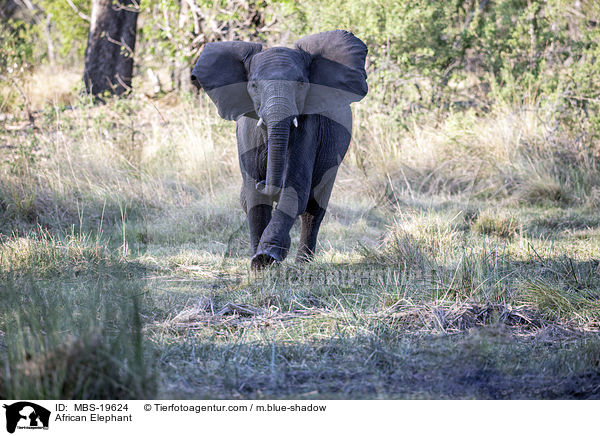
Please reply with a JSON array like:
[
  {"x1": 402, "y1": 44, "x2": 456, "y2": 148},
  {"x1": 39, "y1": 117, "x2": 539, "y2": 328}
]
[
  {"x1": 191, "y1": 41, "x2": 262, "y2": 121},
  {"x1": 294, "y1": 30, "x2": 368, "y2": 115}
]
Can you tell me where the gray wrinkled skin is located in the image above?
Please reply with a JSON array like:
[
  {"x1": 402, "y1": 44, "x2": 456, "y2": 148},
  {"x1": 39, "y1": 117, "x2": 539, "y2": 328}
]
[{"x1": 191, "y1": 31, "x2": 368, "y2": 268}]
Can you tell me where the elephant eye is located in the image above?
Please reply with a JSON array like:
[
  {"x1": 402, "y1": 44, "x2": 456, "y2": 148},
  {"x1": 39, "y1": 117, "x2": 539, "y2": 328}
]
[{"x1": 250, "y1": 82, "x2": 258, "y2": 89}]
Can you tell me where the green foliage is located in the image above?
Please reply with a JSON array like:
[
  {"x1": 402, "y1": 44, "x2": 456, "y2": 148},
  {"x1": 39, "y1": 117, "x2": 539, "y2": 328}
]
[
  {"x1": 275, "y1": 0, "x2": 600, "y2": 128},
  {"x1": 3, "y1": 0, "x2": 599, "y2": 120},
  {"x1": 0, "y1": 19, "x2": 36, "y2": 111},
  {"x1": 138, "y1": 0, "x2": 271, "y2": 90},
  {"x1": 36, "y1": 0, "x2": 90, "y2": 58},
  {"x1": 0, "y1": 19, "x2": 35, "y2": 76}
]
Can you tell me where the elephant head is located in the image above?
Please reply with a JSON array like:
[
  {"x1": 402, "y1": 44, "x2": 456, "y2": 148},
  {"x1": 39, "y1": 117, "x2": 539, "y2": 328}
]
[{"x1": 191, "y1": 30, "x2": 368, "y2": 197}]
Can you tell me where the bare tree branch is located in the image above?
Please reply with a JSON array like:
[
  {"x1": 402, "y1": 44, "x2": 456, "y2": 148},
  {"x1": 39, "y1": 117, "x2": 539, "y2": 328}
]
[
  {"x1": 113, "y1": 0, "x2": 139, "y2": 13},
  {"x1": 105, "y1": 32, "x2": 135, "y2": 58},
  {"x1": 66, "y1": 0, "x2": 90, "y2": 21}
]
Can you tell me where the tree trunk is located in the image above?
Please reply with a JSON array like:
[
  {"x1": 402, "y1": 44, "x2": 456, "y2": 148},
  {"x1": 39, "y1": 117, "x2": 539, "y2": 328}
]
[
  {"x1": 83, "y1": 0, "x2": 139, "y2": 96},
  {"x1": 0, "y1": 0, "x2": 19, "y2": 19}
]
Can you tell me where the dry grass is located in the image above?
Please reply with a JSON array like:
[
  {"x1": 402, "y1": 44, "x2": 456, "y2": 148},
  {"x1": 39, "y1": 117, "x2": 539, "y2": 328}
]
[
  {"x1": 0, "y1": 65, "x2": 80, "y2": 118},
  {"x1": 350, "y1": 103, "x2": 599, "y2": 203},
  {"x1": 24, "y1": 65, "x2": 81, "y2": 110},
  {"x1": 2, "y1": 71, "x2": 598, "y2": 239},
  {"x1": 0, "y1": 91, "x2": 240, "y2": 236},
  {"x1": 167, "y1": 299, "x2": 553, "y2": 335}
]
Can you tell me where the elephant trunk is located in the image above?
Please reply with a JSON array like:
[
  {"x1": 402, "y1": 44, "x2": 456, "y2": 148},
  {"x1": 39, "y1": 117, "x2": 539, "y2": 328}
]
[
  {"x1": 257, "y1": 118, "x2": 290, "y2": 197},
  {"x1": 257, "y1": 97, "x2": 295, "y2": 197}
]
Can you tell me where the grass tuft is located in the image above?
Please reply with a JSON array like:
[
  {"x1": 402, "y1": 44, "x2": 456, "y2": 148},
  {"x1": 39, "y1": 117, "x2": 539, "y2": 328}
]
[
  {"x1": 517, "y1": 176, "x2": 572, "y2": 206},
  {"x1": 471, "y1": 209, "x2": 519, "y2": 238}
]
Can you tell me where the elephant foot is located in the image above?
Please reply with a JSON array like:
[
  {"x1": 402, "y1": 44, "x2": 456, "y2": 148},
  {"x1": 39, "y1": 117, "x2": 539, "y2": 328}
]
[{"x1": 251, "y1": 251, "x2": 281, "y2": 270}]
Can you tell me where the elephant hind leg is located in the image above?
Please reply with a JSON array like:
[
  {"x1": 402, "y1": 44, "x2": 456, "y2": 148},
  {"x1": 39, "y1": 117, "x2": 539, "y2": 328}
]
[
  {"x1": 248, "y1": 204, "x2": 273, "y2": 255},
  {"x1": 296, "y1": 199, "x2": 326, "y2": 263},
  {"x1": 242, "y1": 176, "x2": 275, "y2": 256},
  {"x1": 296, "y1": 154, "x2": 341, "y2": 263}
]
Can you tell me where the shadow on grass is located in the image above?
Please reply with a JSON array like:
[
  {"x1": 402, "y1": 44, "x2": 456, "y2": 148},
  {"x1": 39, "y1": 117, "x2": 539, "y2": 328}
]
[
  {"x1": 155, "y1": 324, "x2": 600, "y2": 399},
  {"x1": 522, "y1": 209, "x2": 600, "y2": 239}
]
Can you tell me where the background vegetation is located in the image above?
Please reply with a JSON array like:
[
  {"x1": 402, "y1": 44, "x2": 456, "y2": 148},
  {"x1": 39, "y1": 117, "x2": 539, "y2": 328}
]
[{"x1": 1, "y1": 0, "x2": 599, "y2": 398}]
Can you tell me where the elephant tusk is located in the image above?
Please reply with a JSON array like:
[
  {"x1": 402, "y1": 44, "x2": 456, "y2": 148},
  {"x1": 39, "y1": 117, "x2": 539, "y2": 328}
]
[
  {"x1": 293, "y1": 117, "x2": 298, "y2": 128},
  {"x1": 257, "y1": 117, "x2": 264, "y2": 127}
]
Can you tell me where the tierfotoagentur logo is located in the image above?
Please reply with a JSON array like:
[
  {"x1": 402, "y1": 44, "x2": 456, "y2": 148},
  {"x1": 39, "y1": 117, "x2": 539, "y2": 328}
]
[
  {"x1": 3, "y1": 402, "x2": 50, "y2": 434},
  {"x1": 253, "y1": 264, "x2": 432, "y2": 287}
]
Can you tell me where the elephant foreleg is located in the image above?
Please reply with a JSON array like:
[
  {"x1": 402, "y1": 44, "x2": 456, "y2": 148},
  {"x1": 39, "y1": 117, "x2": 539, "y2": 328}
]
[{"x1": 252, "y1": 208, "x2": 294, "y2": 268}]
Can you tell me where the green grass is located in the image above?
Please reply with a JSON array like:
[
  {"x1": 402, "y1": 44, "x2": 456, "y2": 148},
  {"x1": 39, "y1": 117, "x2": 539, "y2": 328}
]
[{"x1": 1, "y1": 85, "x2": 600, "y2": 399}]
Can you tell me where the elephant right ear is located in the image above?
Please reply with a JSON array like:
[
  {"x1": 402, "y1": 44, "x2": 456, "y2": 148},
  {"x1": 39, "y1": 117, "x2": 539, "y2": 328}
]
[
  {"x1": 191, "y1": 41, "x2": 262, "y2": 121},
  {"x1": 295, "y1": 30, "x2": 368, "y2": 116}
]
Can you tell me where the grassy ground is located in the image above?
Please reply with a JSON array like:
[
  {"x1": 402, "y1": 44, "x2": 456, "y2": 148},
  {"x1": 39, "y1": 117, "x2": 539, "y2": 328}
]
[{"x1": 1, "y1": 67, "x2": 599, "y2": 399}]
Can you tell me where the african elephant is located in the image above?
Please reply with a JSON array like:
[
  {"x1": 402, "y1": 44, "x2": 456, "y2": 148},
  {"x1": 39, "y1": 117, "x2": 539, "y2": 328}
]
[{"x1": 191, "y1": 30, "x2": 368, "y2": 268}]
